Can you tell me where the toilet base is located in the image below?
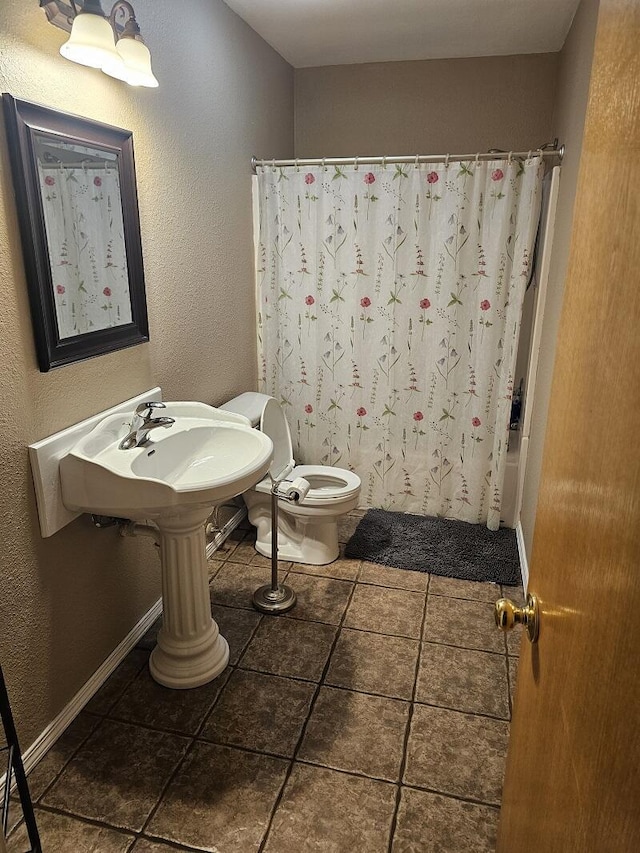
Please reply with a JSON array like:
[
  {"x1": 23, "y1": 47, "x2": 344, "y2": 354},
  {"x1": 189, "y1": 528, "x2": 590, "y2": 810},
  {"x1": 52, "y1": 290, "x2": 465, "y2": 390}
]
[
  {"x1": 254, "y1": 531, "x2": 339, "y2": 565},
  {"x1": 242, "y1": 462, "x2": 361, "y2": 565},
  {"x1": 247, "y1": 496, "x2": 356, "y2": 565}
]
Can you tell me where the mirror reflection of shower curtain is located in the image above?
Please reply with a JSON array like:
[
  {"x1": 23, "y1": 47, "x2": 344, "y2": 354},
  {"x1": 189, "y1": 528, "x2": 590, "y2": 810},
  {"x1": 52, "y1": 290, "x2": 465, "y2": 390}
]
[
  {"x1": 38, "y1": 163, "x2": 130, "y2": 339},
  {"x1": 254, "y1": 158, "x2": 544, "y2": 529}
]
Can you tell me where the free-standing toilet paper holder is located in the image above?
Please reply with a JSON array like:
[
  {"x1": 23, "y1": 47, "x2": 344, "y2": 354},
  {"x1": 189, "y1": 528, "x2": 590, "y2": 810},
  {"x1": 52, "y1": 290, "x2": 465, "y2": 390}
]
[{"x1": 252, "y1": 476, "x2": 310, "y2": 613}]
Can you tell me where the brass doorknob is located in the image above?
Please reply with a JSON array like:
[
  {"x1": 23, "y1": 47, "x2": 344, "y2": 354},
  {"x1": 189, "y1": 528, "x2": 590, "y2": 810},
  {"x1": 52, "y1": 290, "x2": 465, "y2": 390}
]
[{"x1": 494, "y1": 593, "x2": 540, "y2": 643}]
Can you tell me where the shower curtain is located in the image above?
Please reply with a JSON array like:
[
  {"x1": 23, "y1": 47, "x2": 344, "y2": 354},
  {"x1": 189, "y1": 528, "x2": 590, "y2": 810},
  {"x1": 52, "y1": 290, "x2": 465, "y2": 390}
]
[{"x1": 255, "y1": 156, "x2": 543, "y2": 529}]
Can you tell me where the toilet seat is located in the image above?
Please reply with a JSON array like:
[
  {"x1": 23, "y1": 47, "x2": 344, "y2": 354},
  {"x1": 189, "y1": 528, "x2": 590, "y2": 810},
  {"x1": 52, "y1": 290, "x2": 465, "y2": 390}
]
[
  {"x1": 261, "y1": 397, "x2": 295, "y2": 480},
  {"x1": 254, "y1": 400, "x2": 360, "y2": 506},
  {"x1": 254, "y1": 464, "x2": 360, "y2": 506}
]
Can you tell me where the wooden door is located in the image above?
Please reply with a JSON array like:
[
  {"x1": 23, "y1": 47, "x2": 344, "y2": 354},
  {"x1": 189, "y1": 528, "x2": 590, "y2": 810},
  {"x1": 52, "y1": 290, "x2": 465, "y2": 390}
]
[{"x1": 497, "y1": 1, "x2": 640, "y2": 850}]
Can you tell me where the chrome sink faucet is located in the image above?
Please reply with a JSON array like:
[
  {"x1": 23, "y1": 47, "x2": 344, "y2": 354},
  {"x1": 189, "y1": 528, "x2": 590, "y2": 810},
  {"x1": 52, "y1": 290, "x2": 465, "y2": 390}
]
[{"x1": 119, "y1": 401, "x2": 175, "y2": 450}]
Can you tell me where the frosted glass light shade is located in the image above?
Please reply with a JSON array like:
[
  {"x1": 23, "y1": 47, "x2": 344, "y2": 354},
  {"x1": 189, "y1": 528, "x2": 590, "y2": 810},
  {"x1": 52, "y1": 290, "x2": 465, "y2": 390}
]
[
  {"x1": 59, "y1": 11, "x2": 121, "y2": 70},
  {"x1": 103, "y1": 38, "x2": 159, "y2": 88}
]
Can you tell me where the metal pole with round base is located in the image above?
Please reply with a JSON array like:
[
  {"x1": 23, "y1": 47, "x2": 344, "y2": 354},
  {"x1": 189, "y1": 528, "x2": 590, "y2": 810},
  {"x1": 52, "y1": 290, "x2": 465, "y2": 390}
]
[{"x1": 252, "y1": 481, "x2": 296, "y2": 614}]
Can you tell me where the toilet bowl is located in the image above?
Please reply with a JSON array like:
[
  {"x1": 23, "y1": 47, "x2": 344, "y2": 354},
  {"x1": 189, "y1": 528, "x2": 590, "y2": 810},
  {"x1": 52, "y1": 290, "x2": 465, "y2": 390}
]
[{"x1": 220, "y1": 393, "x2": 361, "y2": 565}]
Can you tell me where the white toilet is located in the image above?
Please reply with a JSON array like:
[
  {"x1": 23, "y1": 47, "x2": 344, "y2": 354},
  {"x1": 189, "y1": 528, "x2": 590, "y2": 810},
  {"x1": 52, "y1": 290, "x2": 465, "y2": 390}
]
[{"x1": 220, "y1": 393, "x2": 361, "y2": 565}]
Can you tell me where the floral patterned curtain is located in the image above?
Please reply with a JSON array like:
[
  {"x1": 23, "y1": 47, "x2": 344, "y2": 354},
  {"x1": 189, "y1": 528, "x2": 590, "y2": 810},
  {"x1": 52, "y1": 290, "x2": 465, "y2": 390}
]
[
  {"x1": 38, "y1": 162, "x2": 130, "y2": 339},
  {"x1": 256, "y1": 157, "x2": 543, "y2": 529}
]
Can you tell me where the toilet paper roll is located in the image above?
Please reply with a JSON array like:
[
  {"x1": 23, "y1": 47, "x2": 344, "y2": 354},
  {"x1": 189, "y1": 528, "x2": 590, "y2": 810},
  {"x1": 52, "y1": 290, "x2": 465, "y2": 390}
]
[{"x1": 278, "y1": 477, "x2": 311, "y2": 503}]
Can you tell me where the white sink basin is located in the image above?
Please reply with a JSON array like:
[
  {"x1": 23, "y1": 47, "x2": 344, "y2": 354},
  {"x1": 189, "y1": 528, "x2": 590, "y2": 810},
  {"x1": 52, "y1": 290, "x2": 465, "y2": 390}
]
[
  {"x1": 52, "y1": 398, "x2": 274, "y2": 691},
  {"x1": 59, "y1": 401, "x2": 273, "y2": 520}
]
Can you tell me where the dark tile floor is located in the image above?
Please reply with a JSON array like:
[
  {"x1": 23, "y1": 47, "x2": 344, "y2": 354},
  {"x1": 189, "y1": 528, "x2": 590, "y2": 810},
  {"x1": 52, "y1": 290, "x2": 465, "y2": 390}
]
[{"x1": 8, "y1": 512, "x2": 523, "y2": 853}]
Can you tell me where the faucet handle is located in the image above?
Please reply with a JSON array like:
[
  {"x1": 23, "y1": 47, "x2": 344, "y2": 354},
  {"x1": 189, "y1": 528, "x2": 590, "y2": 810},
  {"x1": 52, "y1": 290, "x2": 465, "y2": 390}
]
[{"x1": 135, "y1": 401, "x2": 166, "y2": 420}]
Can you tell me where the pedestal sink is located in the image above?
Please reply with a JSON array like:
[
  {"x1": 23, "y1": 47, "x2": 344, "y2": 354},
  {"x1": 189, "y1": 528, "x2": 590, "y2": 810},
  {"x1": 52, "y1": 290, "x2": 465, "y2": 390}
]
[{"x1": 59, "y1": 402, "x2": 273, "y2": 689}]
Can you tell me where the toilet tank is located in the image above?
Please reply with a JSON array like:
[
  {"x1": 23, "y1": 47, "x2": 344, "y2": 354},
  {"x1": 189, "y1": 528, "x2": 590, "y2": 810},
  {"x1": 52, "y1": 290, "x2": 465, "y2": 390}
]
[
  {"x1": 222, "y1": 393, "x2": 295, "y2": 481},
  {"x1": 219, "y1": 392, "x2": 272, "y2": 428}
]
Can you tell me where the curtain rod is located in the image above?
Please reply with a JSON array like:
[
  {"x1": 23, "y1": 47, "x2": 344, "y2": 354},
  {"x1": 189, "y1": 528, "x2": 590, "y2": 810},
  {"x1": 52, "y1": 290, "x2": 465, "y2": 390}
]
[{"x1": 251, "y1": 143, "x2": 564, "y2": 173}]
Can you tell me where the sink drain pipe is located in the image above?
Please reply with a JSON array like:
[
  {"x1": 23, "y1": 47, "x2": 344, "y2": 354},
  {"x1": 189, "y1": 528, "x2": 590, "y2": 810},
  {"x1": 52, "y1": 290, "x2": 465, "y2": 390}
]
[
  {"x1": 118, "y1": 519, "x2": 161, "y2": 546},
  {"x1": 90, "y1": 515, "x2": 161, "y2": 545},
  {"x1": 252, "y1": 477, "x2": 310, "y2": 614}
]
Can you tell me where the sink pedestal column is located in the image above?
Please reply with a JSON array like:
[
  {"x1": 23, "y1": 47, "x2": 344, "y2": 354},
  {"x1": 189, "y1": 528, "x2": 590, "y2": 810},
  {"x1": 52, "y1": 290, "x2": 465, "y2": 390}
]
[{"x1": 150, "y1": 508, "x2": 229, "y2": 689}]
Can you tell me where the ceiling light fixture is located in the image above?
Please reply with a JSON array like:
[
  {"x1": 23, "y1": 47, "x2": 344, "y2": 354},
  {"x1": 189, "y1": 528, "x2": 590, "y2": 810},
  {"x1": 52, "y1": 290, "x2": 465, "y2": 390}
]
[{"x1": 41, "y1": 0, "x2": 158, "y2": 88}]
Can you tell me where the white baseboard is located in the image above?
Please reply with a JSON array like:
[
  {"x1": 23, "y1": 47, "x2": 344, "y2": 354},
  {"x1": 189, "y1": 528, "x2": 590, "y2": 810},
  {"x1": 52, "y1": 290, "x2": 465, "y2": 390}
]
[
  {"x1": 1, "y1": 596, "x2": 162, "y2": 799},
  {"x1": 515, "y1": 520, "x2": 529, "y2": 592},
  {"x1": 205, "y1": 505, "x2": 246, "y2": 559},
  {"x1": 2, "y1": 504, "x2": 248, "y2": 800}
]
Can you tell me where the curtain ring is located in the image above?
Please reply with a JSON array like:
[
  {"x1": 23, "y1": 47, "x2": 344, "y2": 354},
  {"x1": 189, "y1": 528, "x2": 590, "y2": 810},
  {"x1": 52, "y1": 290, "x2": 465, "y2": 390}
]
[
  {"x1": 507, "y1": 151, "x2": 513, "y2": 166},
  {"x1": 382, "y1": 156, "x2": 387, "y2": 169},
  {"x1": 354, "y1": 156, "x2": 359, "y2": 171},
  {"x1": 475, "y1": 152, "x2": 480, "y2": 165},
  {"x1": 445, "y1": 153, "x2": 451, "y2": 168},
  {"x1": 414, "y1": 154, "x2": 419, "y2": 167},
  {"x1": 527, "y1": 150, "x2": 532, "y2": 161},
  {"x1": 322, "y1": 158, "x2": 326, "y2": 171},
  {"x1": 295, "y1": 158, "x2": 300, "y2": 172},
  {"x1": 271, "y1": 158, "x2": 276, "y2": 172}
]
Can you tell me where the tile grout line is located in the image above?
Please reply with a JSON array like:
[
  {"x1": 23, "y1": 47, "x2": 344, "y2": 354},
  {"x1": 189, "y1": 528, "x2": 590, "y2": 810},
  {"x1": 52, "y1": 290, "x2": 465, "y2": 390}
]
[
  {"x1": 30, "y1": 647, "x2": 150, "y2": 816},
  {"x1": 22, "y1": 800, "x2": 211, "y2": 853},
  {"x1": 211, "y1": 560, "x2": 515, "y2": 638},
  {"x1": 31, "y1": 714, "x2": 104, "y2": 812},
  {"x1": 45, "y1": 572, "x2": 380, "y2": 843},
  {"x1": 86, "y1": 683, "x2": 513, "y2": 775},
  {"x1": 420, "y1": 635, "x2": 511, "y2": 659},
  {"x1": 216, "y1": 552, "x2": 505, "y2": 601},
  {"x1": 34, "y1": 572, "x2": 354, "y2": 845},
  {"x1": 133, "y1": 573, "x2": 269, "y2": 845},
  {"x1": 98, "y1": 584, "x2": 510, "y2": 753},
  {"x1": 256, "y1": 574, "x2": 360, "y2": 853},
  {"x1": 505, "y1": 645, "x2": 514, "y2": 721},
  {"x1": 129, "y1": 832, "x2": 205, "y2": 853},
  {"x1": 386, "y1": 573, "x2": 432, "y2": 853},
  {"x1": 18, "y1": 801, "x2": 140, "y2": 844},
  {"x1": 85, "y1": 651, "x2": 151, "y2": 718},
  {"x1": 27, "y1": 763, "x2": 502, "y2": 850},
  {"x1": 501, "y1": 610, "x2": 517, "y2": 721},
  {"x1": 409, "y1": 698, "x2": 510, "y2": 724},
  {"x1": 103, "y1": 678, "x2": 233, "y2": 741},
  {"x1": 12, "y1": 649, "x2": 152, "y2": 844},
  {"x1": 14, "y1": 539, "x2": 312, "y2": 848},
  {"x1": 135, "y1": 732, "x2": 200, "y2": 843},
  {"x1": 24, "y1": 532, "x2": 513, "y2": 850},
  {"x1": 53, "y1": 713, "x2": 198, "y2": 848},
  {"x1": 210, "y1": 567, "x2": 297, "y2": 612},
  {"x1": 287, "y1": 759, "x2": 503, "y2": 810},
  {"x1": 401, "y1": 780, "x2": 503, "y2": 810}
]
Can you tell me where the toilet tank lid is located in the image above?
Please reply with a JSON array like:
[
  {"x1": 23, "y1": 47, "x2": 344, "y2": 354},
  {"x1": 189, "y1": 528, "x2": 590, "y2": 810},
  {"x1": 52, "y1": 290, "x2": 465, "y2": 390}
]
[{"x1": 219, "y1": 392, "x2": 272, "y2": 427}]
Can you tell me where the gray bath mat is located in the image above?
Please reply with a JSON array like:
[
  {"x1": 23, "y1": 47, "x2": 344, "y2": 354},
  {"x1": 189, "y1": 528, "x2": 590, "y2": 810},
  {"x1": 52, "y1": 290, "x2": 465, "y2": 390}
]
[{"x1": 345, "y1": 509, "x2": 521, "y2": 586}]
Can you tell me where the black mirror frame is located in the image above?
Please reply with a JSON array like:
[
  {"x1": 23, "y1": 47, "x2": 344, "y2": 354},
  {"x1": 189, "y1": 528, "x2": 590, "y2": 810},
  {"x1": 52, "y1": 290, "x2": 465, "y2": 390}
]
[{"x1": 2, "y1": 95, "x2": 149, "y2": 372}]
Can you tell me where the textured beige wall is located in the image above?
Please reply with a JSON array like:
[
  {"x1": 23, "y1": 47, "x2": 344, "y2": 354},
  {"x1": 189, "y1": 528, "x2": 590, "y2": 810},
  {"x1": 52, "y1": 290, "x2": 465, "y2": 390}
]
[
  {"x1": 520, "y1": 0, "x2": 600, "y2": 558},
  {"x1": 0, "y1": 0, "x2": 292, "y2": 744},
  {"x1": 294, "y1": 54, "x2": 558, "y2": 157}
]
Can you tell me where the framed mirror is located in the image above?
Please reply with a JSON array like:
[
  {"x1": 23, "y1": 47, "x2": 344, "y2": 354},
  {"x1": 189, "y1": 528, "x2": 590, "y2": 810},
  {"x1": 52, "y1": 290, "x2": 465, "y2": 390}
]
[{"x1": 2, "y1": 95, "x2": 149, "y2": 371}]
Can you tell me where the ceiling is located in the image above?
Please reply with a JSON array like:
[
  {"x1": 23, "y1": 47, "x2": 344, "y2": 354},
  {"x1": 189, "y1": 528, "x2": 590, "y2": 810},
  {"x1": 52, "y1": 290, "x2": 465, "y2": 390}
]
[{"x1": 223, "y1": 0, "x2": 581, "y2": 68}]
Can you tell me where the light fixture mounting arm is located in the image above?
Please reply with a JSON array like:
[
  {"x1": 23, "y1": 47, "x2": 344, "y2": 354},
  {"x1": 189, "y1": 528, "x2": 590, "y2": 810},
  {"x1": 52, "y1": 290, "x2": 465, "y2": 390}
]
[
  {"x1": 40, "y1": 0, "x2": 128, "y2": 37},
  {"x1": 109, "y1": 0, "x2": 143, "y2": 41}
]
